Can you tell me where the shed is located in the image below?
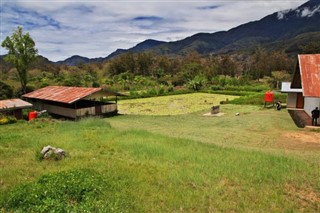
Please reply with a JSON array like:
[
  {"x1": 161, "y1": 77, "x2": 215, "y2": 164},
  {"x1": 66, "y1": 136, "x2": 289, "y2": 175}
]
[
  {"x1": 284, "y1": 54, "x2": 320, "y2": 127},
  {"x1": 0, "y1": 99, "x2": 33, "y2": 119},
  {"x1": 22, "y1": 86, "x2": 125, "y2": 119}
]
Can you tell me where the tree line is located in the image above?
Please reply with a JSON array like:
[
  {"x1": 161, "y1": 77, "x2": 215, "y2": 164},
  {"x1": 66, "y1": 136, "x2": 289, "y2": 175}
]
[{"x1": 1, "y1": 27, "x2": 320, "y2": 98}]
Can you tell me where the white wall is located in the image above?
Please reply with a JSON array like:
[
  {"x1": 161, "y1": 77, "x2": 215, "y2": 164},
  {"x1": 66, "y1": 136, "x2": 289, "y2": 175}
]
[
  {"x1": 286, "y1": 93, "x2": 297, "y2": 108},
  {"x1": 304, "y1": 97, "x2": 320, "y2": 117}
]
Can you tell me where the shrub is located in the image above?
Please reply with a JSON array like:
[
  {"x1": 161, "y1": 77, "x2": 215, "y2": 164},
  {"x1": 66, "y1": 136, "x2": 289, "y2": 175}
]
[
  {"x1": 147, "y1": 88, "x2": 158, "y2": 96},
  {"x1": 186, "y1": 75, "x2": 207, "y2": 91},
  {"x1": 0, "y1": 114, "x2": 17, "y2": 125},
  {"x1": 158, "y1": 85, "x2": 165, "y2": 95},
  {"x1": 129, "y1": 90, "x2": 139, "y2": 97},
  {"x1": 167, "y1": 85, "x2": 174, "y2": 93},
  {"x1": 210, "y1": 85, "x2": 223, "y2": 91},
  {"x1": 0, "y1": 169, "x2": 134, "y2": 212}
]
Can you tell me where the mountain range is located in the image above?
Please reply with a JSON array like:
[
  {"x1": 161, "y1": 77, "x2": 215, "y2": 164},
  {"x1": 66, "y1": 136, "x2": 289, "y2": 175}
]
[
  {"x1": 3, "y1": 0, "x2": 320, "y2": 66},
  {"x1": 107, "y1": 0, "x2": 320, "y2": 60}
]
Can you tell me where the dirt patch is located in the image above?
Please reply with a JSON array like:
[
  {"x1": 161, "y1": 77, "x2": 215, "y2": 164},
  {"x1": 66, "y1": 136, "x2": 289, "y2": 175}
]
[
  {"x1": 284, "y1": 184, "x2": 320, "y2": 210},
  {"x1": 279, "y1": 132, "x2": 320, "y2": 150}
]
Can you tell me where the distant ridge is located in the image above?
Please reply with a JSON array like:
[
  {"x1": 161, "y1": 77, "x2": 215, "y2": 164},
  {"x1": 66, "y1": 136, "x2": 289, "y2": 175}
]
[{"x1": 7, "y1": 0, "x2": 317, "y2": 65}]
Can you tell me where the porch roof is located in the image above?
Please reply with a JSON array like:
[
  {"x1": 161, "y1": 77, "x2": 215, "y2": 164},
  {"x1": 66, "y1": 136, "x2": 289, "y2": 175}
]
[{"x1": 0, "y1": 99, "x2": 33, "y2": 111}]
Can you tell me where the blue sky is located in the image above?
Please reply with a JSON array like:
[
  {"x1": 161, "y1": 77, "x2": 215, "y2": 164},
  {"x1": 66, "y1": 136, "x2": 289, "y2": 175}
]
[{"x1": 1, "y1": 0, "x2": 307, "y2": 62}]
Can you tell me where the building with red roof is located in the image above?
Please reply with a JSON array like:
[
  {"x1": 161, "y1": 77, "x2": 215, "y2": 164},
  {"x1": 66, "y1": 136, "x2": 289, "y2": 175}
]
[
  {"x1": 23, "y1": 86, "x2": 125, "y2": 119},
  {"x1": 285, "y1": 54, "x2": 320, "y2": 127}
]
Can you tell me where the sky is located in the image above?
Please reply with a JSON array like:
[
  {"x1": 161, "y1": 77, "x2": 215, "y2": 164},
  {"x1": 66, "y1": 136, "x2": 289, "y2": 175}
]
[{"x1": 1, "y1": 0, "x2": 308, "y2": 62}]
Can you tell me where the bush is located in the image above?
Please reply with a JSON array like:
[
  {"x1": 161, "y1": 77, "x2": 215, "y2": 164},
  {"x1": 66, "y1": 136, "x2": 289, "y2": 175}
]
[
  {"x1": 0, "y1": 169, "x2": 135, "y2": 212},
  {"x1": 210, "y1": 85, "x2": 223, "y2": 91},
  {"x1": 186, "y1": 75, "x2": 207, "y2": 91},
  {"x1": 167, "y1": 85, "x2": 174, "y2": 93},
  {"x1": 226, "y1": 92, "x2": 287, "y2": 105},
  {"x1": 158, "y1": 85, "x2": 165, "y2": 95},
  {"x1": 129, "y1": 90, "x2": 139, "y2": 97},
  {"x1": 0, "y1": 114, "x2": 17, "y2": 125}
]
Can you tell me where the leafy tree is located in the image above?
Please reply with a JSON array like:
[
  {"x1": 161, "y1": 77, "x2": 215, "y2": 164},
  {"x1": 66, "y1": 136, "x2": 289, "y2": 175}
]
[
  {"x1": 269, "y1": 71, "x2": 291, "y2": 89},
  {"x1": 181, "y1": 62, "x2": 203, "y2": 81},
  {"x1": 186, "y1": 75, "x2": 207, "y2": 91},
  {"x1": 248, "y1": 48, "x2": 292, "y2": 79},
  {"x1": 0, "y1": 81, "x2": 13, "y2": 99},
  {"x1": 301, "y1": 41, "x2": 320, "y2": 54},
  {"x1": 136, "y1": 52, "x2": 154, "y2": 76},
  {"x1": 249, "y1": 47, "x2": 269, "y2": 79},
  {"x1": 216, "y1": 56, "x2": 237, "y2": 77},
  {"x1": 1, "y1": 27, "x2": 38, "y2": 94}
]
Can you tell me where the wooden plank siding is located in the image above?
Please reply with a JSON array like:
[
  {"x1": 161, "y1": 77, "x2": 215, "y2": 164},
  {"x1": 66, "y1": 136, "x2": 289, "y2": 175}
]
[{"x1": 40, "y1": 102, "x2": 117, "y2": 119}]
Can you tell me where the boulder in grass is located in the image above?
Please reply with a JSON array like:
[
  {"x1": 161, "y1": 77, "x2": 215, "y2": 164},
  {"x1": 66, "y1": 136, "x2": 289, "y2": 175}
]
[{"x1": 40, "y1": 145, "x2": 66, "y2": 160}]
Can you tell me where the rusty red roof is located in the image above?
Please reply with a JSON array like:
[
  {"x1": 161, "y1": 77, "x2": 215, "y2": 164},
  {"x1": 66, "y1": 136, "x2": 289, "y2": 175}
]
[
  {"x1": 0, "y1": 99, "x2": 33, "y2": 111},
  {"x1": 298, "y1": 54, "x2": 320, "y2": 97},
  {"x1": 22, "y1": 86, "x2": 103, "y2": 104}
]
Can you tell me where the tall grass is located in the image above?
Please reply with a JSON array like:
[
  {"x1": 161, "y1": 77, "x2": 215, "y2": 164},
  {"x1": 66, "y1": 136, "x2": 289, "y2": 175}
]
[{"x1": 1, "y1": 117, "x2": 319, "y2": 212}]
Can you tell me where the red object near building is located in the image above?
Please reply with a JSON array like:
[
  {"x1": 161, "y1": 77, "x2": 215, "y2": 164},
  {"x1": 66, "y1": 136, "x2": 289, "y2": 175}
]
[
  {"x1": 28, "y1": 111, "x2": 37, "y2": 121},
  {"x1": 264, "y1": 91, "x2": 274, "y2": 103}
]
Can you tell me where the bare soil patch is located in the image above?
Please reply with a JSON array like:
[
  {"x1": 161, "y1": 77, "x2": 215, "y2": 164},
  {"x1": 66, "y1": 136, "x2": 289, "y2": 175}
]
[
  {"x1": 285, "y1": 184, "x2": 320, "y2": 210},
  {"x1": 280, "y1": 132, "x2": 320, "y2": 150}
]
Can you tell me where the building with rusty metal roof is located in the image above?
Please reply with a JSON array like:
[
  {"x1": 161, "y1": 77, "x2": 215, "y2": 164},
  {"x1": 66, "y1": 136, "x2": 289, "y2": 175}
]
[
  {"x1": 0, "y1": 99, "x2": 33, "y2": 119},
  {"x1": 286, "y1": 54, "x2": 320, "y2": 127},
  {"x1": 22, "y1": 86, "x2": 125, "y2": 119}
]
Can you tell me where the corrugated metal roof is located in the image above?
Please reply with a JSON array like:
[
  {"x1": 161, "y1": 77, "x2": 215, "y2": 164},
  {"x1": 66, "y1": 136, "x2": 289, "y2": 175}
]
[
  {"x1": 281, "y1": 82, "x2": 303, "y2": 93},
  {"x1": 298, "y1": 54, "x2": 320, "y2": 97},
  {"x1": 0, "y1": 99, "x2": 33, "y2": 111},
  {"x1": 22, "y1": 86, "x2": 102, "y2": 104}
]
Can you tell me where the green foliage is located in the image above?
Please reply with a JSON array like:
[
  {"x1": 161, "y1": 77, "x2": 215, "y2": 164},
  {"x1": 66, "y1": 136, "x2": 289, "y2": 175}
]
[
  {"x1": 1, "y1": 26, "x2": 38, "y2": 93},
  {"x1": 210, "y1": 75, "x2": 270, "y2": 92},
  {"x1": 247, "y1": 49, "x2": 292, "y2": 79},
  {"x1": 227, "y1": 92, "x2": 287, "y2": 105},
  {"x1": 0, "y1": 114, "x2": 17, "y2": 125},
  {"x1": 268, "y1": 71, "x2": 292, "y2": 89},
  {"x1": 1, "y1": 169, "x2": 134, "y2": 212},
  {"x1": 215, "y1": 55, "x2": 237, "y2": 77},
  {"x1": 0, "y1": 81, "x2": 13, "y2": 99},
  {"x1": 34, "y1": 149, "x2": 44, "y2": 162},
  {"x1": 186, "y1": 75, "x2": 207, "y2": 91},
  {"x1": 301, "y1": 41, "x2": 320, "y2": 54}
]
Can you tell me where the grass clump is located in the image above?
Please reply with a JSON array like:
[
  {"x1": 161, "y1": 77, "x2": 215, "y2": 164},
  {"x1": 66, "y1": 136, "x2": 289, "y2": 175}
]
[{"x1": 0, "y1": 169, "x2": 135, "y2": 212}]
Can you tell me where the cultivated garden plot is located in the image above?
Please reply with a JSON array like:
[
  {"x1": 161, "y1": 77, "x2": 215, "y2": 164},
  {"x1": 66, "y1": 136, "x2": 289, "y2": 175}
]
[{"x1": 117, "y1": 93, "x2": 238, "y2": 115}]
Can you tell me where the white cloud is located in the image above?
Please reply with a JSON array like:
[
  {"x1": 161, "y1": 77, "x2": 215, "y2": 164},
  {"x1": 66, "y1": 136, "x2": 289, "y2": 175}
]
[
  {"x1": 300, "y1": 5, "x2": 320, "y2": 17},
  {"x1": 1, "y1": 0, "x2": 307, "y2": 61}
]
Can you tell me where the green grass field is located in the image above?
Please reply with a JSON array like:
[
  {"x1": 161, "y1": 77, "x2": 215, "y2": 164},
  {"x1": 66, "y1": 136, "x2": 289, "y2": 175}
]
[
  {"x1": 117, "y1": 93, "x2": 237, "y2": 115},
  {"x1": 1, "y1": 93, "x2": 319, "y2": 212}
]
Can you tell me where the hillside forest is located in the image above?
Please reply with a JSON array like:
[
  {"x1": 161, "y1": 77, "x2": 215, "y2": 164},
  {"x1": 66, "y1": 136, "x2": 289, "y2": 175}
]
[{"x1": 1, "y1": 38, "x2": 320, "y2": 99}]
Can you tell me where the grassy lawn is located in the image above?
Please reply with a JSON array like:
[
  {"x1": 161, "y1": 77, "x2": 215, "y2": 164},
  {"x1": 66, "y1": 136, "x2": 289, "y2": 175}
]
[
  {"x1": 1, "y1": 93, "x2": 319, "y2": 212},
  {"x1": 117, "y1": 93, "x2": 237, "y2": 115},
  {"x1": 114, "y1": 96, "x2": 320, "y2": 162}
]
